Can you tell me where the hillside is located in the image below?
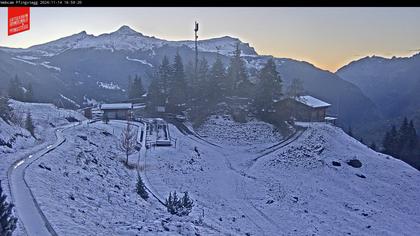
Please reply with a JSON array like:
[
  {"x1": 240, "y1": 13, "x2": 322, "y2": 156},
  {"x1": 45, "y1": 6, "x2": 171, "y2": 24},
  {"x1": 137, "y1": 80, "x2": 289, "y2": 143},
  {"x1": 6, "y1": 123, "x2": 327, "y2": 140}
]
[
  {"x1": 11, "y1": 111, "x2": 419, "y2": 235},
  {"x1": 0, "y1": 26, "x2": 380, "y2": 130},
  {"x1": 336, "y1": 54, "x2": 420, "y2": 147}
]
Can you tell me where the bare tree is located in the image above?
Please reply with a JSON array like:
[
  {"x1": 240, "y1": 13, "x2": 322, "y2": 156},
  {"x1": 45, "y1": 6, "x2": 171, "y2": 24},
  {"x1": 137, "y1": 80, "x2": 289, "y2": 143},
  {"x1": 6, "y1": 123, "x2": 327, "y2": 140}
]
[{"x1": 119, "y1": 120, "x2": 137, "y2": 165}]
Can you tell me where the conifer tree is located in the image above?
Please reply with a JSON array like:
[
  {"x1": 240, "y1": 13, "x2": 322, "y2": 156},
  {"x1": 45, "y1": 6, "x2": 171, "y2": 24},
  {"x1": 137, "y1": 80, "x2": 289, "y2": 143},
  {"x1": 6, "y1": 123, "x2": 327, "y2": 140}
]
[
  {"x1": 226, "y1": 43, "x2": 248, "y2": 97},
  {"x1": 25, "y1": 112, "x2": 35, "y2": 137},
  {"x1": 195, "y1": 57, "x2": 210, "y2": 104},
  {"x1": 180, "y1": 191, "x2": 194, "y2": 216},
  {"x1": 26, "y1": 83, "x2": 34, "y2": 102},
  {"x1": 0, "y1": 180, "x2": 17, "y2": 236},
  {"x1": 184, "y1": 60, "x2": 195, "y2": 89},
  {"x1": 136, "y1": 175, "x2": 149, "y2": 200},
  {"x1": 165, "y1": 191, "x2": 193, "y2": 216},
  {"x1": 128, "y1": 75, "x2": 146, "y2": 99},
  {"x1": 168, "y1": 53, "x2": 187, "y2": 112},
  {"x1": 254, "y1": 58, "x2": 282, "y2": 116},
  {"x1": 209, "y1": 54, "x2": 226, "y2": 100},
  {"x1": 147, "y1": 57, "x2": 172, "y2": 110},
  {"x1": 159, "y1": 56, "x2": 172, "y2": 97},
  {"x1": 408, "y1": 120, "x2": 417, "y2": 149},
  {"x1": 348, "y1": 125, "x2": 353, "y2": 137},
  {"x1": 370, "y1": 142, "x2": 377, "y2": 151}
]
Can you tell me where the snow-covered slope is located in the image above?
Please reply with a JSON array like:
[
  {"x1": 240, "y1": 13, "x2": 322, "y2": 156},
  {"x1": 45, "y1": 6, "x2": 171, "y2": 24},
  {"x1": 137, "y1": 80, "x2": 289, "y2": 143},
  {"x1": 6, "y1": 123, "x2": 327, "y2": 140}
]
[
  {"x1": 0, "y1": 100, "x2": 87, "y2": 235},
  {"x1": 9, "y1": 100, "x2": 85, "y2": 137},
  {"x1": 0, "y1": 117, "x2": 34, "y2": 154},
  {"x1": 337, "y1": 53, "x2": 420, "y2": 118},
  {"x1": 22, "y1": 113, "x2": 419, "y2": 235},
  {"x1": 196, "y1": 115, "x2": 283, "y2": 146},
  {"x1": 25, "y1": 121, "x2": 214, "y2": 235},
  {"x1": 144, "y1": 121, "x2": 420, "y2": 235}
]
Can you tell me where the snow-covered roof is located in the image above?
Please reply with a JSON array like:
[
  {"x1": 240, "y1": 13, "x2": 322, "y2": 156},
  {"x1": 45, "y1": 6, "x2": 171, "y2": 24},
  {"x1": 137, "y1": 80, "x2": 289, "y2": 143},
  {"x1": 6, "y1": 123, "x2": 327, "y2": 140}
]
[
  {"x1": 100, "y1": 103, "x2": 133, "y2": 110},
  {"x1": 294, "y1": 96, "x2": 331, "y2": 108}
]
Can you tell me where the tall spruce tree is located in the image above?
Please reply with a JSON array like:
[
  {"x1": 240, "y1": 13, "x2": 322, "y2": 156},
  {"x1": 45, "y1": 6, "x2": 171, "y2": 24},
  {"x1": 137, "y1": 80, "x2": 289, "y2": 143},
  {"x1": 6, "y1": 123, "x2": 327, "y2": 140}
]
[
  {"x1": 0, "y1": 180, "x2": 17, "y2": 236},
  {"x1": 226, "y1": 43, "x2": 248, "y2": 97},
  {"x1": 25, "y1": 112, "x2": 35, "y2": 137},
  {"x1": 382, "y1": 119, "x2": 419, "y2": 169},
  {"x1": 168, "y1": 53, "x2": 187, "y2": 112},
  {"x1": 383, "y1": 125, "x2": 400, "y2": 156},
  {"x1": 25, "y1": 83, "x2": 34, "y2": 102},
  {"x1": 128, "y1": 76, "x2": 146, "y2": 99},
  {"x1": 147, "y1": 57, "x2": 172, "y2": 110},
  {"x1": 254, "y1": 58, "x2": 282, "y2": 116},
  {"x1": 209, "y1": 54, "x2": 226, "y2": 101},
  {"x1": 159, "y1": 56, "x2": 172, "y2": 97},
  {"x1": 136, "y1": 175, "x2": 149, "y2": 200},
  {"x1": 408, "y1": 120, "x2": 417, "y2": 149},
  {"x1": 184, "y1": 60, "x2": 195, "y2": 89},
  {"x1": 195, "y1": 57, "x2": 210, "y2": 104}
]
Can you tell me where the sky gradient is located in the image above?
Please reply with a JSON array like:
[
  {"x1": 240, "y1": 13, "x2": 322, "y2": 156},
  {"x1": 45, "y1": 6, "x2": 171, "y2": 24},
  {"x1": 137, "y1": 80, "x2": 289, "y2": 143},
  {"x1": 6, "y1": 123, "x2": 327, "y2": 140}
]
[{"x1": 1, "y1": 7, "x2": 420, "y2": 72}]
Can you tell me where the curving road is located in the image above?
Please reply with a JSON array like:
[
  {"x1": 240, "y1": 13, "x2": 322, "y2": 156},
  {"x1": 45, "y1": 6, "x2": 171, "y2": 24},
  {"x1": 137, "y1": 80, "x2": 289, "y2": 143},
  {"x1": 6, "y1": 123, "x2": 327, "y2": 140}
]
[{"x1": 7, "y1": 122, "x2": 82, "y2": 236}]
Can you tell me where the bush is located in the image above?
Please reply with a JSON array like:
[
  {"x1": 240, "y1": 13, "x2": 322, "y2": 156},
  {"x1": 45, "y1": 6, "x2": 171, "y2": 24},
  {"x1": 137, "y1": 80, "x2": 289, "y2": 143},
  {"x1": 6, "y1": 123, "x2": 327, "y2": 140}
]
[{"x1": 165, "y1": 191, "x2": 193, "y2": 216}]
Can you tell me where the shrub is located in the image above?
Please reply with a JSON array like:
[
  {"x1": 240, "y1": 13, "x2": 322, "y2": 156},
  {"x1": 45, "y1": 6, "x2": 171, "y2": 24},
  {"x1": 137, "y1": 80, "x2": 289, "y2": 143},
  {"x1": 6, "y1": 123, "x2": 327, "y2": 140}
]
[{"x1": 165, "y1": 191, "x2": 193, "y2": 216}]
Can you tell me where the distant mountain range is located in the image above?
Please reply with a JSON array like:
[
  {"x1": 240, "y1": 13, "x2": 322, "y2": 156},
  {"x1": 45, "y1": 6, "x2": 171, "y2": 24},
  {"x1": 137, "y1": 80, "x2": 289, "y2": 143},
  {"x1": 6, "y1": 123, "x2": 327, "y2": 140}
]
[
  {"x1": 336, "y1": 54, "x2": 420, "y2": 145},
  {"x1": 0, "y1": 25, "x2": 386, "y2": 132}
]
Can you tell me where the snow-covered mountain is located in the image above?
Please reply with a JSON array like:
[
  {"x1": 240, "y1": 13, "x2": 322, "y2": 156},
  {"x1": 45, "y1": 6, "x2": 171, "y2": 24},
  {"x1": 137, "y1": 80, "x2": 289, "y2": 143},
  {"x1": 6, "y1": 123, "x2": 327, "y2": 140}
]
[
  {"x1": 337, "y1": 53, "x2": 420, "y2": 118},
  {"x1": 336, "y1": 53, "x2": 420, "y2": 144},
  {"x1": 0, "y1": 25, "x2": 379, "y2": 129},
  {"x1": 4, "y1": 25, "x2": 257, "y2": 58}
]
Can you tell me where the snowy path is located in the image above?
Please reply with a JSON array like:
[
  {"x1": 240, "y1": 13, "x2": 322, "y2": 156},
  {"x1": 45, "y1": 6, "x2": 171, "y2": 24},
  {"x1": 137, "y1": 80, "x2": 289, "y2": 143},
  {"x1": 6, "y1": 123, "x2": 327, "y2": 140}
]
[
  {"x1": 143, "y1": 122, "x2": 301, "y2": 235},
  {"x1": 8, "y1": 122, "x2": 82, "y2": 236}
]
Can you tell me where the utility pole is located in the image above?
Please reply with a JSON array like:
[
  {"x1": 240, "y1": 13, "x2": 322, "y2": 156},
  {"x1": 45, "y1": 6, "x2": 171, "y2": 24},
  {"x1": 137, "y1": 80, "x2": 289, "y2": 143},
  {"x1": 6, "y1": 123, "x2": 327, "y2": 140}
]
[{"x1": 194, "y1": 21, "x2": 199, "y2": 78}]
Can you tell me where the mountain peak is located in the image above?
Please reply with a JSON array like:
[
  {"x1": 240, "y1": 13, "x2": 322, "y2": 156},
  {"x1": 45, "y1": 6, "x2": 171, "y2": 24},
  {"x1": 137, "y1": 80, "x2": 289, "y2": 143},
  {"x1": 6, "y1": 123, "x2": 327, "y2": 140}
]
[{"x1": 114, "y1": 25, "x2": 141, "y2": 35}]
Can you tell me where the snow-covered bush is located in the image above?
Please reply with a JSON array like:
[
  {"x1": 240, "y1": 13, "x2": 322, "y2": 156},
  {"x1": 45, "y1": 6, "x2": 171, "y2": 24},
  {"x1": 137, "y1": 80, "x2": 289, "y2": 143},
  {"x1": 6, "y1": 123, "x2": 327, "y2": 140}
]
[
  {"x1": 0, "y1": 180, "x2": 17, "y2": 235},
  {"x1": 165, "y1": 191, "x2": 193, "y2": 216}
]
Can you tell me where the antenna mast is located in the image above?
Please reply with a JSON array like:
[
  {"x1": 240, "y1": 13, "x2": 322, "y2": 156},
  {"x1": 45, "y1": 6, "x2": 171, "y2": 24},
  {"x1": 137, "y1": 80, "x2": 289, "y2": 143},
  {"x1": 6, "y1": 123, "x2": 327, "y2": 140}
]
[{"x1": 194, "y1": 21, "x2": 199, "y2": 78}]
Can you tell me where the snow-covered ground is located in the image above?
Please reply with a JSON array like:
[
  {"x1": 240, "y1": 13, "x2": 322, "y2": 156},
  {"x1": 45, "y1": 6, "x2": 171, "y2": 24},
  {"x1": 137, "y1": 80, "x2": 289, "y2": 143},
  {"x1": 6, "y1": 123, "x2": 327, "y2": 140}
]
[
  {"x1": 3, "y1": 102, "x2": 419, "y2": 235},
  {"x1": 144, "y1": 121, "x2": 420, "y2": 235},
  {"x1": 196, "y1": 115, "x2": 283, "y2": 147},
  {"x1": 25, "y1": 121, "x2": 213, "y2": 235},
  {"x1": 0, "y1": 100, "x2": 86, "y2": 235}
]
